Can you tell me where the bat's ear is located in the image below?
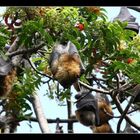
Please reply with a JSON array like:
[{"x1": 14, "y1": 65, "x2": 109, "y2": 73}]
[
  {"x1": 67, "y1": 41, "x2": 79, "y2": 54},
  {"x1": 67, "y1": 41, "x2": 86, "y2": 74}
]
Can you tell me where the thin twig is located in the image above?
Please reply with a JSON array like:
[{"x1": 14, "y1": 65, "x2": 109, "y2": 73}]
[
  {"x1": 26, "y1": 57, "x2": 53, "y2": 80},
  {"x1": 103, "y1": 107, "x2": 139, "y2": 119},
  {"x1": 20, "y1": 116, "x2": 78, "y2": 123},
  {"x1": 90, "y1": 74, "x2": 108, "y2": 90},
  {"x1": 112, "y1": 82, "x2": 136, "y2": 100},
  {"x1": 80, "y1": 46, "x2": 88, "y2": 53},
  {"x1": 79, "y1": 81, "x2": 111, "y2": 95},
  {"x1": 112, "y1": 74, "x2": 121, "y2": 98},
  {"x1": 6, "y1": 41, "x2": 45, "y2": 58}
]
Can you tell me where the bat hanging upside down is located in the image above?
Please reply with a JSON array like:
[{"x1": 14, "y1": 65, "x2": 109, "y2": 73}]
[
  {"x1": 75, "y1": 92, "x2": 114, "y2": 131},
  {"x1": 49, "y1": 41, "x2": 85, "y2": 88},
  {"x1": 75, "y1": 92, "x2": 100, "y2": 127},
  {"x1": 0, "y1": 57, "x2": 16, "y2": 97}
]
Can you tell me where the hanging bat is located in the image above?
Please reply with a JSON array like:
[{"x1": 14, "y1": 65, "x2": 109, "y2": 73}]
[
  {"x1": 0, "y1": 57, "x2": 16, "y2": 97},
  {"x1": 49, "y1": 41, "x2": 85, "y2": 88},
  {"x1": 75, "y1": 92, "x2": 100, "y2": 127},
  {"x1": 0, "y1": 57, "x2": 13, "y2": 76},
  {"x1": 75, "y1": 92, "x2": 113, "y2": 127},
  {"x1": 113, "y1": 7, "x2": 139, "y2": 34},
  {"x1": 130, "y1": 84, "x2": 140, "y2": 104}
]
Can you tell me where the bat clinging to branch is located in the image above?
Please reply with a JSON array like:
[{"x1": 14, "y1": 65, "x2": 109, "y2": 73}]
[
  {"x1": 0, "y1": 57, "x2": 16, "y2": 97},
  {"x1": 49, "y1": 41, "x2": 85, "y2": 88},
  {"x1": 0, "y1": 57, "x2": 13, "y2": 76},
  {"x1": 75, "y1": 92, "x2": 100, "y2": 127},
  {"x1": 75, "y1": 92, "x2": 114, "y2": 133}
]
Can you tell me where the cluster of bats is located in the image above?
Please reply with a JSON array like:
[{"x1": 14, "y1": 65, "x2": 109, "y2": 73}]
[
  {"x1": 49, "y1": 41, "x2": 114, "y2": 133},
  {"x1": 47, "y1": 40, "x2": 140, "y2": 133},
  {"x1": 0, "y1": 40, "x2": 114, "y2": 133},
  {"x1": 1, "y1": 7, "x2": 140, "y2": 133},
  {"x1": 1, "y1": 31, "x2": 140, "y2": 133},
  {"x1": 1, "y1": 37, "x2": 140, "y2": 133}
]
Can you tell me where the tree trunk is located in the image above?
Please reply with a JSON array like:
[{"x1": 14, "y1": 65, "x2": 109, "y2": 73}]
[
  {"x1": 31, "y1": 93, "x2": 51, "y2": 133},
  {"x1": 67, "y1": 99, "x2": 73, "y2": 133}
]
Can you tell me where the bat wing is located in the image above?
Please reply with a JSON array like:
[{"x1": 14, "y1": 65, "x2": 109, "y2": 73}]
[
  {"x1": 49, "y1": 41, "x2": 85, "y2": 77},
  {"x1": 67, "y1": 41, "x2": 85, "y2": 74},
  {"x1": 82, "y1": 100, "x2": 100, "y2": 126},
  {"x1": 0, "y1": 57, "x2": 13, "y2": 76},
  {"x1": 49, "y1": 43, "x2": 66, "y2": 75}
]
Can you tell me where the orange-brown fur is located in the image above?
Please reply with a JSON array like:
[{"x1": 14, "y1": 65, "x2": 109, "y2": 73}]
[
  {"x1": 91, "y1": 98, "x2": 113, "y2": 133},
  {"x1": 91, "y1": 123, "x2": 113, "y2": 133},
  {"x1": 0, "y1": 68, "x2": 17, "y2": 97},
  {"x1": 98, "y1": 99, "x2": 113, "y2": 125},
  {"x1": 54, "y1": 53, "x2": 81, "y2": 87}
]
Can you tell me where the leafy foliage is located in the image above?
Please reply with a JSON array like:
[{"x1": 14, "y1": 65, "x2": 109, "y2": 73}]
[{"x1": 0, "y1": 6, "x2": 140, "y2": 133}]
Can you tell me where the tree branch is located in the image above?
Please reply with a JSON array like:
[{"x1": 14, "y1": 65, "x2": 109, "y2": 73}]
[
  {"x1": 117, "y1": 84, "x2": 140, "y2": 133},
  {"x1": 79, "y1": 81, "x2": 111, "y2": 95},
  {"x1": 7, "y1": 36, "x2": 19, "y2": 53},
  {"x1": 112, "y1": 93, "x2": 140, "y2": 133},
  {"x1": 66, "y1": 98, "x2": 73, "y2": 133},
  {"x1": 26, "y1": 57, "x2": 53, "y2": 80},
  {"x1": 31, "y1": 93, "x2": 51, "y2": 133},
  {"x1": 112, "y1": 82, "x2": 136, "y2": 102},
  {"x1": 89, "y1": 74, "x2": 108, "y2": 90},
  {"x1": 20, "y1": 116, "x2": 78, "y2": 123},
  {"x1": 6, "y1": 41, "x2": 45, "y2": 58},
  {"x1": 112, "y1": 74, "x2": 121, "y2": 98}
]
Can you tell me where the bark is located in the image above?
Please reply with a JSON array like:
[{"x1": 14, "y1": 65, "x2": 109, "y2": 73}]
[
  {"x1": 31, "y1": 93, "x2": 51, "y2": 133},
  {"x1": 20, "y1": 116, "x2": 78, "y2": 123},
  {"x1": 67, "y1": 99, "x2": 73, "y2": 133}
]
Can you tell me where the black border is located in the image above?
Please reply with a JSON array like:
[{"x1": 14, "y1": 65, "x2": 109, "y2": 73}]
[
  {"x1": 0, "y1": 0, "x2": 139, "y2": 6},
  {"x1": 1, "y1": 133, "x2": 140, "y2": 139},
  {"x1": 0, "y1": 0, "x2": 140, "y2": 137}
]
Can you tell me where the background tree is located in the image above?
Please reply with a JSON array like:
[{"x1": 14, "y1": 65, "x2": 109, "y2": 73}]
[{"x1": 0, "y1": 6, "x2": 140, "y2": 133}]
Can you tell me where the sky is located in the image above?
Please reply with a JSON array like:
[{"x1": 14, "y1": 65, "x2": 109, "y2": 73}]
[{"x1": 0, "y1": 6, "x2": 140, "y2": 134}]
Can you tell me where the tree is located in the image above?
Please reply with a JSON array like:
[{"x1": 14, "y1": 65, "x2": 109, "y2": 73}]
[{"x1": 0, "y1": 6, "x2": 140, "y2": 133}]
